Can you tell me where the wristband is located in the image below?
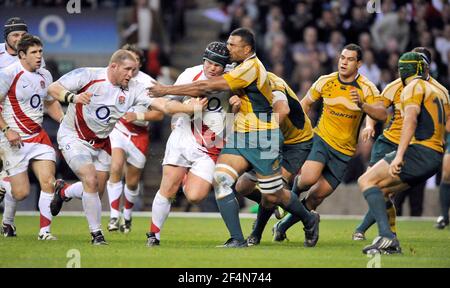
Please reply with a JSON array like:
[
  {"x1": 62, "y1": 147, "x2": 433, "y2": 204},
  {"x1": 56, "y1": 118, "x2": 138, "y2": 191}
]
[
  {"x1": 64, "y1": 91, "x2": 76, "y2": 103},
  {"x1": 136, "y1": 112, "x2": 145, "y2": 121},
  {"x1": 2, "y1": 125, "x2": 10, "y2": 133}
]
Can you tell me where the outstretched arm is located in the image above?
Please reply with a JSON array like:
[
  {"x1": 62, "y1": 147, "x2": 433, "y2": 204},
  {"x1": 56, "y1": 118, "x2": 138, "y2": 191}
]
[
  {"x1": 48, "y1": 81, "x2": 92, "y2": 105},
  {"x1": 149, "y1": 77, "x2": 230, "y2": 98}
]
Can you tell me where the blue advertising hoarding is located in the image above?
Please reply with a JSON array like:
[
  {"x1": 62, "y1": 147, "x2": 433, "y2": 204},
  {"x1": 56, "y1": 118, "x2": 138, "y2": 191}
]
[{"x1": 0, "y1": 8, "x2": 119, "y2": 54}]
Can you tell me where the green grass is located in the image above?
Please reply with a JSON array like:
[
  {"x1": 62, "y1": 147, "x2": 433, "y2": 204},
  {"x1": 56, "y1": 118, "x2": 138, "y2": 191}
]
[{"x1": 1, "y1": 216, "x2": 449, "y2": 268}]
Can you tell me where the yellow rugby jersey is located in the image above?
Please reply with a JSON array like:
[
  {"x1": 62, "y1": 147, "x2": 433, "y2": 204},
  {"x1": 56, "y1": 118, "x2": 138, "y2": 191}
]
[
  {"x1": 268, "y1": 72, "x2": 313, "y2": 145},
  {"x1": 381, "y1": 78, "x2": 403, "y2": 144},
  {"x1": 223, "y1": 55, "x2": 279, "y2": 132},
  {"x1": 382, "y1": 76, "x2": 449, "y2": 145},
  {"x1": 401, "y1": 78, "x2": 450, "y2": 153},
  {"x1": 307, "y1": 72, "x2": 381, "y2": 156}
]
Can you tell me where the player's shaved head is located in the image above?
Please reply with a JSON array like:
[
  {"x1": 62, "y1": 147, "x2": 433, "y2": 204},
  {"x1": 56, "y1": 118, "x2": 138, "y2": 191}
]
[{"x1": 109, "y1": 49, "x2": 137, "y2": 65}]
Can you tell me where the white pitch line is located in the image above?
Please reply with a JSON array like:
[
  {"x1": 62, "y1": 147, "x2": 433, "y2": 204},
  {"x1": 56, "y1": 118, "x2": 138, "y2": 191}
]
[{"x1": 14, "y1": 211, "x2": 437, "y2": 221}]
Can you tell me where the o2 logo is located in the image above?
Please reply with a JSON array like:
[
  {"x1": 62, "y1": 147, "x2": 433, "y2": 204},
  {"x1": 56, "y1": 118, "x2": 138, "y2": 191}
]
[
  {"x1": 30, "y1": 94, "x2": 42, "y2": 110},
  {"x1": 95, "y1": 106, "x2": 110, "y2": 121},
  {"x1": 207, "y1": 97, "x2": 222, "y2": 112}
]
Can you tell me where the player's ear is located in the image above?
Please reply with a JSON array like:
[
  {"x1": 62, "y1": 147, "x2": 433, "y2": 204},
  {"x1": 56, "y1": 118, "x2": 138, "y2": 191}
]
[{"x1": 18, "y1": 50, "x2": 26, "y2": 59}]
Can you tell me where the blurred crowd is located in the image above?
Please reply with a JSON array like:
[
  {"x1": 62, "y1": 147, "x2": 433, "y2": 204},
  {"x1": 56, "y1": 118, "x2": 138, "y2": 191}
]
[
  {"x1": 217, "y1": 0, "x2": 449, "y2": 215},
  {"x1": 218, "y1": 0, "x2": 450, "y2": 97}
]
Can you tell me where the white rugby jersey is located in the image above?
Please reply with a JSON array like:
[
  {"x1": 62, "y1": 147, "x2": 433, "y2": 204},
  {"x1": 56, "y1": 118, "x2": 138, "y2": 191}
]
[
  {"x1": 0, "y1": 61, "x2": 53, "y2": 140},
  {"x1": 0, "y1": 43, "x2": 46, "y2": 70},
  {"x1": 57, "y1": 67, "x2": 153, "y2": 141},
  {"x1": 115, "y1": 71, "x2": 155, "y2": 134},
  {"x1": 172, "y1": 65, "x2": 231, "y2": 133},
  {"x1": 170, "y1": 64, "x2": 231, "y2": 159}
]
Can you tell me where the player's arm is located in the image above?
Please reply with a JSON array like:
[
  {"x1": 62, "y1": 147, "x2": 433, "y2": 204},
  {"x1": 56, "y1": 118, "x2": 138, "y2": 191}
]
[
  {"x1": 351, "y1": 85, "x2": 387, "y2": 121},
  {"x1": 445, "y1": 104, "x2": 450, "y2": 133},
  {"x1": 300, "y1": 94, "x2": 316, "y2": 115},
  {"x1": 389, "y1": 105, "x2": 419, "y2": 176},
  {"x1": 164, "y1": 98, "x2": 208, "y2": 116},
  {"x1": 149, "y1": 77, "x2": 230, "y2": 98},
  {"x1": 44, "y1": 99, "x2": 65, "y2": 124},
  {"x1": 361, "y1": 115, "x2": 377, "y2": 142},
  {"x1": 360, "y1": 101, "x2": 387, "y2": 122},
  {"x1": 48, "y1": 81, "x2": 92, "y2": 105},
  {"x1": 272, "y1": 90, "x2": 290, "y2": 124},
  {"x1": 0, "y1": 112, "x2": 22, "y2": 148},
  {"x1": 122, "y1": 110, "x2": 164, "y2": 123},
  {"x1": 0, "y1": 77, "x2": 22, "y2": 148}
]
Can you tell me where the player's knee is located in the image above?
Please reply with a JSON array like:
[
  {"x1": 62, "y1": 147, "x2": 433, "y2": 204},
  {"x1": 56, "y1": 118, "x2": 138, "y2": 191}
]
[
  {"x1": 213, "y1": 169, "x2": 236, "y2": 200},
  {"x1": 12, "y1": 189, "x2": 29, "y2": 201},
  {"x1": 357, "y1": 173, "x2": 372, "y2": 190},
  {"x1": 184, "y1": 192, "x2": 205, "y2": 204},
  {"x1": 39, "y1": 176, "x2": 55, "y2": 193},
  {"x1": 298, "y1": 175, "x2": 315, "y2": 190},
  {"x1": 83, "y1": 173, "x2": 98, "y2": 191},
  {"x1": 126, "y1": 183, "x2": 139, "y2": 191},
  {"x1": 110, "y1": 163, "x2": 123, "y2": 179}
]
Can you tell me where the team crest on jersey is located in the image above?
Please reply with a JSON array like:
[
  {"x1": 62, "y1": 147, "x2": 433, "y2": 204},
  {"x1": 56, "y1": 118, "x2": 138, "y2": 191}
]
[
  {"x1": 40, "y1": 80, "x2": 45, "y2": 89},
  {"x1": 118, "y1": 95, "x2": 126, "y2": 105},
  {"x1": 272, "y1": 159, "x2": 280, "y2": 171}
]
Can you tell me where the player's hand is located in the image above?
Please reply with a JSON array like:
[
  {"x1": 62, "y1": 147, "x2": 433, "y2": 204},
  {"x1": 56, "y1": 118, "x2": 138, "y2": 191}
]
[
  {"x1": 74, "y1": 92, "x2": 92, "y2": 105},
  {"x1": 361, "y1": 126, "x2": 375, "y2": 142},
  {"x1": 5, "y1": 129, "x2": 23, "y2": 148},
  {"x1": 191, "y1": 97, "x2": 208, "y2": 113},
  {"x1": 148, "y1": 81, "x2": 168, "y2": 98},
  {"x1": 389, "y1": 156, "x2": 404, "y2": 177},
  {"x1": 229, "y1": 95, "x2": 241, "y2": 113},
  {"x1": 122, "y1": 112, "x2": 137, "y2": 123},
  {"x1": 350, "y1": 88, "x2": 363, "y2": 109}
]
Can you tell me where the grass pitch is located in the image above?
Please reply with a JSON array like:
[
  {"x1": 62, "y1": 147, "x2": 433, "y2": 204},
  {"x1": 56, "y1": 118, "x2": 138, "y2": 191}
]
[{"x1": 0, "y1": 215, "x2": 449, "y2": 268}]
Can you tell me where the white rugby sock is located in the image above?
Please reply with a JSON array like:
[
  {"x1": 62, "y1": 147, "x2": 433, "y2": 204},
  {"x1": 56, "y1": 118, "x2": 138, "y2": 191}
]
[
  {"x1": 123, "y1": 186, "x2": 138, "y2": 221},
  {"x1": 107, "y1": 181, "x2": 123, "y2": 219},
  {"x1": 2, "y1": 181, "x2": 16, "y2": 225},
  {"x1": 64, "y1": 182, "x2": 84, "y2": 199},
  {"x1": 149, "y1": 191, "x2": 171, "y2": 240},
  {"x1": 82, "y1": 192, "x2": 102, "y2": 233},
  {"x1": 38, "y1": 192, "x2": 53, "y2": 234}
]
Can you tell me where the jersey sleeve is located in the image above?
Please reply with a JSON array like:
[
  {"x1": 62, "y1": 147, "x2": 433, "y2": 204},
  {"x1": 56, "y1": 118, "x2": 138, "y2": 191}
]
[
  {"x1": 361, "y1": 81, "x2": 381, "y2": 105},
  {"x1": 223, "y1": 60, "x2": 257, "y2": 91},
  {"x1": 43, "y1": 69, "x2": 54, "y2": 101},
  {"x1": 401, "y1": 80, "x2": 424, "y2": 108},
  {"x1": 0, "y1": 70, "x2": 11, "y2": 102},
  {"x1": 133, "y1": 82, "x2": 154, "y2": 108},
  {"x1": 305, "y1": 78, "x2": 323, "y2": 101},
  {"x1": 57, "y1": 68, "x2": 92, "y2": 92},
  {"x1": 273, "y1": 90, "x2": 288, "y2": 103}
]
